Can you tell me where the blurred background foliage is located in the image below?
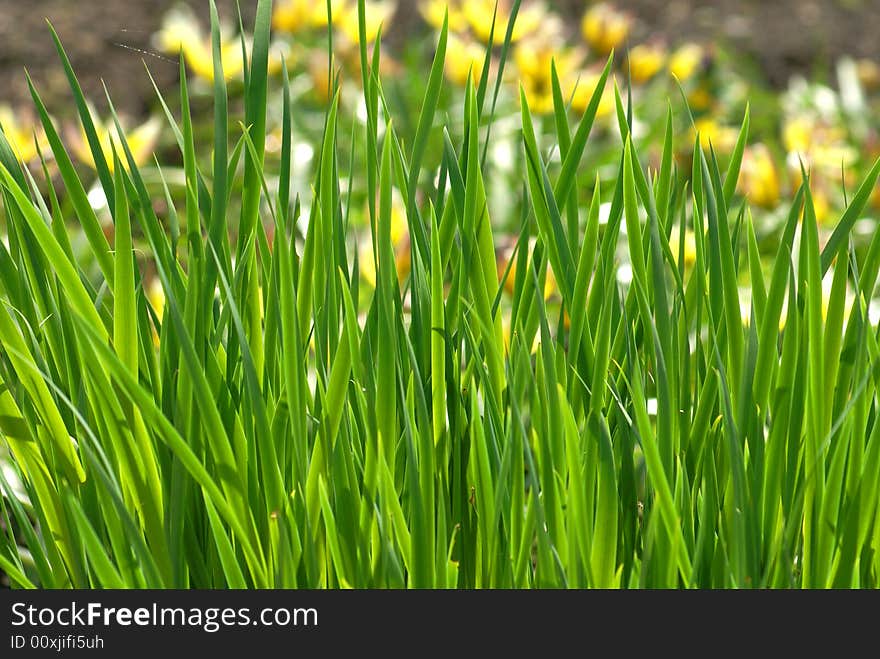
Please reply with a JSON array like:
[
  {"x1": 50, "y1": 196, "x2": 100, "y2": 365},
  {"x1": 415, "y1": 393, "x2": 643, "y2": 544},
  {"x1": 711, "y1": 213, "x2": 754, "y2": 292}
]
[{"x1": 2, "y1": 0, "x2": 880, "y2": 312}]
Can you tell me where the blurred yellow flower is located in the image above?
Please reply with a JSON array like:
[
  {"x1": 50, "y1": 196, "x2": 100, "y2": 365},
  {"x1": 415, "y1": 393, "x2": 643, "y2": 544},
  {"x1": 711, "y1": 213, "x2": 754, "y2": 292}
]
[
  {"x1": 308, "y1": 52, "x2": 334, "y2": 103},
  {"x1": 783, "y1": 116, "x2": 854, "y2": 169},
  {"x1": 272, "y1": 0, "x2": 342, "y2": 33},
  {"x1": 871, "y1": 180, "x2": 880, "y2": 210},
  {"x1": 515, "y1": 19, "x2": 605, "y2": 117},
  {"x1": 148, "y1": 278, "x2": 165, "y2": 320},
  {"x1": 687, "y1": 83, "x2": 714, "y2": 112},
  {"x1": 628, "y1": 42, "x2": 666, "y2": 84},
  {"x1": 516, "y1": 39, "x2": 583, "y2": 115},
  {"x1": 668, "y1": 228, "x2": 697, "y2": 270},
  {"x1": 155, "y1": 7, "x2": 244, "y2": 82},
  {"x1": 785, "y1": 154, "x2": 836, "y2": 225},
  {"x1": 0, "y1": 105, "x2": 48, "y2": 164},
  {"x1": 267, "y1": 42, "x2": 294, "y2": 77},
  {"x1": 782, "y1": 115, "x2": 812, "y2": 155},
  {"x1": 387, "y1": 200, "x2": 408, "y2": 247},
  {"x1": 869, "y1": 138, "x2": 880, "y2": 209},
  {"x1": 690, "y1": 117, "x2": 736, "y2": 154},
  {"x1": 445, "y1": 32, "x2": 487, "y2": 87},
  {"x1": 543, "y1": 267, "x2": 558, "y2": 301},
  {"x1": 497, "y1": 245, "x2": 517, "y2": 296},
  {"x1": 145, "y1": 277, "x2": 165, "y2": 346},
  {"x1": 419, "y1": 0, "x2": 469, "y2": 33},
  {"x1": 783, "y1": 114, "x2": 856, "y2": 224},
  {"x1": 581, "y1": 3, "x2": 631, "y2": 56},
  {"x1": 502, "y1": 314, "x2": 539, "y2": 354},
  {"x1": 359, "y1": 191, "x2": 411, "y2": 286},
  {"x1": 569, "y1": 68, "x2": 615, "y2": 117},
  {"x1": 811, "y1": 189, "x2": 831, "y2": 225},
  {"x1": 337, "y1": 1, "x2": 397, "y2": 45},
  {"x1": 464, "y1": 0, "x2": 545, "y2": 44},
  {"x1": 497, "y1": 246, "x2": 556, "y2": 299},
  {"x1": 395, "y1": 245, "x2": 412, "y2": 282},
  {"x1": 359, "y1": 247, "x2": 379, "y2": 287},
  {"x1": 669, "y1": 43, "x2": 704, "y2": 82},
  {"x1": 71, "y1": 110, "x2": 162, "y2": 173},
  {"x1": 738, "y1": 143, "x2": 780, "y2": 209}
]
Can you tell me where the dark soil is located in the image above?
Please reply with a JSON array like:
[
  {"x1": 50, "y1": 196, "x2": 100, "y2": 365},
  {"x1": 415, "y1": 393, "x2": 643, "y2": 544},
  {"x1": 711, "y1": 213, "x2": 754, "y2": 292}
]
[
  {"x1": 1, "y1": 0, "x2": 880, "y2": 119},
  {"x1": 0, "y1": 0, "x2": 257, "y2": 118}
]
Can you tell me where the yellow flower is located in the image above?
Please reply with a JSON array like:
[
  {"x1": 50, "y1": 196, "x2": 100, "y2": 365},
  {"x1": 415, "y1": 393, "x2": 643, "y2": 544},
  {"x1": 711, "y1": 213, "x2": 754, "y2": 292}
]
[
  {"x1": 497, "y1": 239, "x2": 555, "y2": 299},
  {"x1": 628, "y1": 42, "x2": 666, "y2": 84},
  {"x1": 337, "y1": 1, "x2": 397, "y2": 45},
  {"x1": 464, "y1": 0, "x2": 545, "y2": 44},
  {"x1": 0, "y1": 105, "x2": 48, "y2": 164},
  {"x1": 272, "y1": 0, "x2": 343, "y2": 33},
  {"x1": 738, "y1": 143, "x2": 780, "y2": 209},
  {"x1": 386, "y1": 199, "x2": 408, "y2": 247},
  {"x1": 144, "y1": 277, "x2": 166, "y2": 347},
  {"x1": 581, "y1": 3, "x2": 631, "y2": 55},
  {"x1": 687, "y1": 83, "x2": 715, "y2": 112},
  {"x1": 71, "y1": 110, "x2": 162, "y2": 173},
  {"x1": 690, "y1": 117, "x2": 737, "y2": 154},
  {"x1": 419, "y1": 0, "x2": 469, "y2": 33},
  {"x1": 395, "y1": 244, "x2": 412, "y2": 282},
  {"x1": 783, "y1": 116, "x2": 853, "y2": 172},
  {"x1": 445, "y1": 32, "x2": 487, "y2": 87},
  {"x1": 668, "y1": 229, "x2": 697, "y2": 270},
  {"x1": 515, "y1": 21, "x2": 589, "y2": 116},
  {"x1": 785, "y1": 153, "x2": 835, "y2": 225},
  {"x1": 359, "y1": 190, "x2": 410, "y2": 286},
  {"x1": 669, "y1": 43, "x2": 704, "y2": 82},
  {"x1": 147, "y1": 278, "x2": 165, "y2": 322},
  {"x1": 782, "y1": 115, "x2": 812, "y2": 154},
  {"x1": 308, "y1": 52, "x2": 335, "y2": 103},
  {"x1": 154, "y1": 7, "x2": 245, "y2": 82},
  {"x1": 569, "y1": 69, "x2": 615, "y2": 117},
  {"x1": 543, "y1": 267, "x2": 558, "y2": 300},
  {"x1": 502, "y1": 314, "x2": 512, "y2": 352},
  {"x1": 497, "y1": 245, "x2": 518, "y2": 296},
  {"x1": 811, "y1": 189, "x2": 831, "y2": 225},
  {"x1": 267, "y1": 41, "x2": 294, "y2": 77},
  {"x1": 515, "y1": 43, "x2": 574, "y2": 115},
  {"x1": 870, "y1": 139, "x2": 880, "y2": 209},
  {"x1": 783, "y1": 114, "x2": 856, "y2": 224}
]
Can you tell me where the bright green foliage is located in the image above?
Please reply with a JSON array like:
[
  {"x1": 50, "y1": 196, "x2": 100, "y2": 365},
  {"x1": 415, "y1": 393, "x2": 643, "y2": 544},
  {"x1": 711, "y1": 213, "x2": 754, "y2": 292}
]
[{"x1": 1, "y1": 2, "x2": 880, "y2": 589}]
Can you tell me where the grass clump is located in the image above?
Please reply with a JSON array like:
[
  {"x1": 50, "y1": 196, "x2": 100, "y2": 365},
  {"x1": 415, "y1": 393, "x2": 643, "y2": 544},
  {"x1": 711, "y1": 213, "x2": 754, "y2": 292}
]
[{"x1": 1, "y1": 1, "x2": 880, "y2": 588}]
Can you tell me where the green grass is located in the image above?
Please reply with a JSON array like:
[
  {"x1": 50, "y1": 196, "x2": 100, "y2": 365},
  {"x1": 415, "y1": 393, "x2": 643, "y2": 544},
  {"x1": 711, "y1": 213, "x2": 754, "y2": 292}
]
[{"x1": 1, "y1": 1, "x2": 880, "y2": 588}]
